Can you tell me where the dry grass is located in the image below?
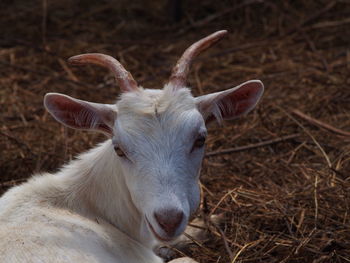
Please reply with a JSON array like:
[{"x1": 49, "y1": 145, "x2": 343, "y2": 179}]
[{"x1": 1, "y1": 0, "x2": 350, "y2": 262}]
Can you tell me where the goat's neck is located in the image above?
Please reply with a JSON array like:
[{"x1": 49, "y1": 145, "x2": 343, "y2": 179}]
[{"x1": 56, "y1": 140, "x2": 152, "y2": 247}]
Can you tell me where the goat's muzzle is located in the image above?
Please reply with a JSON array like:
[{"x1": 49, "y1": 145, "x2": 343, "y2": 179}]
[{"x1": 151, "y1": 208, "x2": 184, "y2": 240}]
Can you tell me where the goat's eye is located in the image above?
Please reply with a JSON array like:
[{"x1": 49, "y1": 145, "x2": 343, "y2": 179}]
[
  {"x1": 114, "y1": 146, "x2": 126, "y2": 157},
  {"x1": 193, "y1": 136, "x2": 206, "y2": 149}
]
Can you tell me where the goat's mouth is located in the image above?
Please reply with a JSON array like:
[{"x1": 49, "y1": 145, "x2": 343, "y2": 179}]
[{"x1": 145, "y1": 217, "x2": 173, "y2": 242}]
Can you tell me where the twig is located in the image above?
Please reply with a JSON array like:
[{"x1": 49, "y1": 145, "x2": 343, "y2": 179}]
[
  {"x1": 206, "y1": 133, "x2": 300, "y2": 157},
  {"x1": 231, "y1": 242, "x2": 252, "y2": 263},
  {"x1": 42, "y1": 0, "x2": 48, "y2": 48},
  {"x1": 276, "y1": 106, "x2": 332, "y2": 168},
  {"x1": 58, "y1": 58, "x2": 79, "y2": 81},
  {"x1": 292, "y1": 109, "x2": 350, "y2": 137},
  {"x1": 182, "y1": 232, "x2": 212, "y2": 254},
  {"x1": 0, "y1": 130, "x2": 36, "y2": 157},
  {"x1": 214, "y1": 224, "x2": 234, "y2": 260},
  {"x1": 305, "y1": 17, "x2": 350, "y2": 30},
  {"x1": 198, "y1": 40, "x2": 269, "y2": 62},
  {"x1": 0, "y1": 38, "x2": 58, "y2": 56},
  {"x1": 286, "y1": 1, "x2": 337, "y2": 35},
  {"x1": 209, "y1": 189, "x2": 236, "y2": 216},
  {"x1": 314, "y1": 175, "x2": 319, "y2": 228},
  {"x1": 294, "y1": 227, "x2": 317, "y2": 254},
  {"x1": 59, "y1": 3, "x2": 115, "y2": 29},
  {"x1": 176, "y1": 0, "x2": 264, "y2": 35},
  {"x1": 0, "y1": 61, "x2": 95, "y2": 89},
  {"x1": 300, "y1": 30, "x2": 329, "y2": 72}
]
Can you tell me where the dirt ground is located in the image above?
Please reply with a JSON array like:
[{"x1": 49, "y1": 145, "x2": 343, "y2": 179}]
[{"x1": 1, "y1": 0, "x2": 350, "y2": 262}]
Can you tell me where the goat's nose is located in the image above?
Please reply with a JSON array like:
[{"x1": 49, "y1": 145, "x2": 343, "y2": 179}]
[{"x1": 154, "y1": 209, "x2": 184, "y2": 236}]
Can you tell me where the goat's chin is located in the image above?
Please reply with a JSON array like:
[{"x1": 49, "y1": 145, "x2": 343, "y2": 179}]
[{"x1": 145, "y1": 217, "x2": 178, "y2": 243}]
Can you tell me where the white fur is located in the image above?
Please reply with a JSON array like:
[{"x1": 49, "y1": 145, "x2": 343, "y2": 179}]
[{"x1": 0, "y1": 81, "x2": 263, "y2": 262}]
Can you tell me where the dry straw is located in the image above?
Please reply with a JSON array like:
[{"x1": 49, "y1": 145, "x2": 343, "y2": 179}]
[{"x1": 1, "y1": 0, "x2": 349, "y2": 262}]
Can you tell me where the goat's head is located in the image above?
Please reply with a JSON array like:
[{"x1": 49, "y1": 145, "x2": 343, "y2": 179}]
[{"x1": 44, "y1": 31, "x2": 264, "y2": 243}]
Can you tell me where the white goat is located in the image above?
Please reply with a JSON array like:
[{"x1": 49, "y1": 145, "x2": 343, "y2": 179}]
[{"x1": 0, "y1": 30, "x2": 263, "y2": 263}]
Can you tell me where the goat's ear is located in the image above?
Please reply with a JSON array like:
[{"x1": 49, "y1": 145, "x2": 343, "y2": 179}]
[
  {"x1": 44, "y1": 93, "x2": 116, "y2": 136},
  {"x1": 196, "y1": 80, "x2": 264, "y2": 124}
]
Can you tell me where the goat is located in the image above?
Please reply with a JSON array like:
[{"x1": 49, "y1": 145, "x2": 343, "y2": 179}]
[{"x1": 0, "y1": 30, "x2": 264, "y2": 263}]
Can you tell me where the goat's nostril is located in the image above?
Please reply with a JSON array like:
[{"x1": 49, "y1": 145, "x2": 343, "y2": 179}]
[{"x1": 154, "y1": 209, "x2": 184, "y2": 236}]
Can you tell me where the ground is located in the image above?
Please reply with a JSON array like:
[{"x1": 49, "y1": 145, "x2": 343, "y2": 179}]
[{"x1": 0, "y1": 0, "x2": 349, "y2": 262}]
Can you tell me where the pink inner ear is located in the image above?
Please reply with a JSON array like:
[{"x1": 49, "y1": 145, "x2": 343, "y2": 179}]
[
  {"x1": 219, "y1": 81, "x2": 263, "y2": 119},
  {"x1": 46, "y1": 95, "x2": 112, "y2": 134}
]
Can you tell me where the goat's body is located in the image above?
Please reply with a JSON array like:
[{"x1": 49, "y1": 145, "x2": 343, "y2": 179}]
[
  {"x1": 0, "y1": 141, "x2": 162, "y2": 263},
  {"x1": 0, "y1": 205, "x2": 159, "y2": 263}
]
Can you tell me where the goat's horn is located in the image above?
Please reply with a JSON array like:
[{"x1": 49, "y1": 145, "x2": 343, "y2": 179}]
[
  {"x1": 169, "y1": 30, "x2": 228, "y2": 89},
  {"x1": 68, "y1": 53, "x2": 138, "y2": 93}
]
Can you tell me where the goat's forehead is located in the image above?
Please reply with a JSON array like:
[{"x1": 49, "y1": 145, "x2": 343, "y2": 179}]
[
  {"x1": 113, "y1": 86, "x2": 204, "y2": 137},
  {"x1": 116, "y1": 86, "x2": 197, "y2": 118}
]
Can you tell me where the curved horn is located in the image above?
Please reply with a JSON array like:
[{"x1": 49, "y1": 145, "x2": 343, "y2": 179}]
[
  {"x1": 68, "y1": 53, "x2": 138, "y2": 93},
  {"x1": 169, "y1": 30, "x2": 228, "y2": 89}
]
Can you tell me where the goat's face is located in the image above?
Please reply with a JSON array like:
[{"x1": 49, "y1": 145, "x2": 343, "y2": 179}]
[
  {"x1": 114, "y1": 87, "x2": 204, "y2": 241},
  {"x1": 43, "y1": 31, "x2": 264, "y2": 243}
]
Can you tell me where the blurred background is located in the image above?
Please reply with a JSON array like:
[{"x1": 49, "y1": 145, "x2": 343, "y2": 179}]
[{"x1": 1, "y1": 0, "x2": 350, "y2": 262}]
